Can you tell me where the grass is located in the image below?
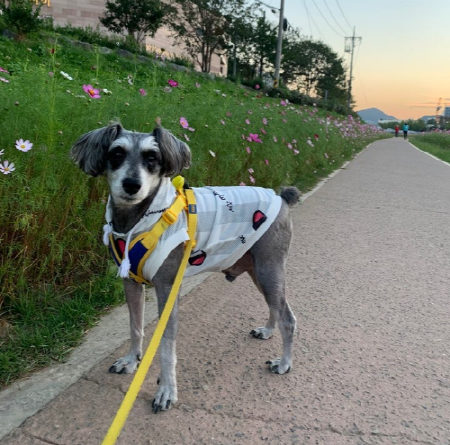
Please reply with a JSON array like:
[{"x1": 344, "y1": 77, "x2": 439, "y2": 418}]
[
  {"x1": 0, "y1": 31, "x2": 387, "y2": 388},
  {"x1": 410, "y1": 132, "x2": 450, "y2": 163}
]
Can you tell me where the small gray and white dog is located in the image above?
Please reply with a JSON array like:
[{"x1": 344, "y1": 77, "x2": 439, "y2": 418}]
[{"x1": 71, "y1": 122, "x2": 299, "y2": 413}]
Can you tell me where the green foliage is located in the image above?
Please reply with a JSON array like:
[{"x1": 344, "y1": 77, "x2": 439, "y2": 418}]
[
  {"x1": 0, "y1": 33, "x2": 386, "y2": 386},
  {"x1": 281, "y1": 34, "x2": 347, "y2": 102},
  {"x1": 100, "y1": 0, "x2": 173, "y2": 46},
  {"x1": 169, "y1": 0, "x2": 246, "y2": 72},
  {"x1": 411, "y1": 133, "x2": 450, "y2": 163},
  {"x1": 0, "y1": 0, "x2": 42, "y2": 37}
]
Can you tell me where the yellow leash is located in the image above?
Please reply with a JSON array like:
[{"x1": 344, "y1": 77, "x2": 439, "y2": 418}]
[{"x1": 101, "y1": 182, "x2": 197, "y2": 445}]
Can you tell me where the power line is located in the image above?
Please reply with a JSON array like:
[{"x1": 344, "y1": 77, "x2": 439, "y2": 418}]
[
  {"x1": 304, "y1": 0, "x2": 325, "y2": 40},
  {"x1": 335, "y1": 0, "x2": 353, "y2": 33},
  {"x1": 302, "y1": 0, "x2": 313, "y2": 37},
  {"x1": 311, "y1": 0, "x2": 345, "y2": 37},
  {"x1": 323, "y1": 0, "x2": 348, "y2": 35}
]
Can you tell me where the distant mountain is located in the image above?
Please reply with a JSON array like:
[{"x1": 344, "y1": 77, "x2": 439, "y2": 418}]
[
  {"x1": 419, "y1": 115, "x2": 436, "y2": 122},
  {"x1": 357, "y1": 108, "x2": 399, "y2": 125}
]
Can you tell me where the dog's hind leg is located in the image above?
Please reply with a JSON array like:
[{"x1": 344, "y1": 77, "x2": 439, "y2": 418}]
[
  {"x1": 150, "y1": 244, "x2": 184, "y2": 413},
  {"x1": 109, "y1": 279, "x2": 145, "y2": 374},
  {"x1": 249, "y1": 202, "x2": 297, "y2": 374}
]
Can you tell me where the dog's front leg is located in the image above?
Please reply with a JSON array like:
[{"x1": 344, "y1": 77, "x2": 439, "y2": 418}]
[
  {"x1": 109, "y1": 279, "x2": 145, "y2": 374},
  {"x1": 151, "y1": 245, "x2": 184, "y2": 413}
]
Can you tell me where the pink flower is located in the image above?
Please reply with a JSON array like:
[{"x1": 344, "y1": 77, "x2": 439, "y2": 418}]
[
  {"x1": 249, "y1": 175, "x2": 255, "y2": 184},
  {"x1": 180, "y1": 117, "x2": 189, "y2": 128},
  {"x1": 0, "y1": 67, "x2": 8, "y2": 73},
  {"x1": 0, "y1": 77, "x2": 9, "y2": 83},
  {"x1": 262, "y1": 118, "x2": 268, "y2": 125},
  {"x1": 248, "y1": 168, "x2": 254, "y2": 174},
  {"x1": 83, "y1": 84, "x2": 101, "y2": 99},
  {"x1": 246, "y1": 147, "x2": 251, "y2": 154},
  {"x1": 168, "y1": 79, "x2": 178, "y2": 87},
  {"x1": 15, "y1": 139, "x2": 33, "y2": 152},
  {"x1": 292, "y1": 139, "x2": 297, "y2": 144},
  {"x1": 195, "y1": 82, "x2": 201, "y2": 88},
  {"x1": 226, "y1": 112, "x2": 232, "y2": 117},
  {"x1": 314, "y1": 133, "x2": 319, "y2": 140},
  {"x1": 255, "y1": 84, "x2": 260, "y2": 90},
  {"x1": 0, "y1": 160, "x2": 15, "y2": 174},
  {"x1": 239, "y1": 182, "x2": 246, "y2": 186},
  {"x1": 293, "y1": 149, "x2": 299, "y2": 155},
  {"x1": 188, "y1": 127, "x2": 195, "y2": 132},
  {"x1": 261, "y1": 128, "x2": 267, "y2": 135},
  {"x1": 245, "y1": 119, "x2": 250, "y2": 125},
  {"x1": 287, "y1": 143, "x2": 293, "y2": 149},
  {"x1": 139, "y1": 88, "x2": 147, "y2": 96},
  {"x1": 265, "y1": 159, "x2": 269, "y2": 165},
  {"x1": 247, "y1": 133, "x2": 262, "y2": 143},
  {"x1": 280, "y1": 100, "x2": 287, "y2": 106}
]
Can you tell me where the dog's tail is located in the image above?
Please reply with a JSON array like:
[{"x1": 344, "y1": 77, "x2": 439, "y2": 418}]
[{"x1": 280, "y1": 187, "x2": 301, "y2": 208}]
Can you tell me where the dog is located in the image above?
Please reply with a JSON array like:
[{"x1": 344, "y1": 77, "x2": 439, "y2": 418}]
[{"x1": 71, "y1": 122, "x2": 299, "y2": 413}]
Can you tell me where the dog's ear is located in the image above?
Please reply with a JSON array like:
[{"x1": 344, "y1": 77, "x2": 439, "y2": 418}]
[
  {"x1": 153, "y1": 127, "x2": 191, "y2": 177},
  {"x1": 70, "y1": 123, "x2": 122, "y2": 176}
]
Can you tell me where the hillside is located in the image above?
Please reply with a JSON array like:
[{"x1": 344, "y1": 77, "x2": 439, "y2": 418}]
[
  {"x1": 0, "y1": 30, "x2": 387, "y2": 387},
  {"x1": 357, "y1": 108, "x2": 398, "y2": 124}
]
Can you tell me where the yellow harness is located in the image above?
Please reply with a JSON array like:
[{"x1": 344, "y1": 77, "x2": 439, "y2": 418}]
[{"x1": 108, "y1": 176, "x2": 196, "y2": 285}]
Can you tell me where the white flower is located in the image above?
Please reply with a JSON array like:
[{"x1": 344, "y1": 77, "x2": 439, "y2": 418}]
[
  {"x1": 15, "y1": 139, "x2": 33, "y2": 152},
  {"x1": 0, "y1": 160, "x2": 15, "y2": 174},
  {"x1": 0, "y1": 149, "x2": 4, "y2": 157},
  {"x1": 209, "y1": 150, "x2": 216, "y2": 157},
  {"x1": 102, "y1": 88, "x2": 112, "y2": 95},
  {"x1": 60, "y1": 71, "x2": 73, "y2": 80}
]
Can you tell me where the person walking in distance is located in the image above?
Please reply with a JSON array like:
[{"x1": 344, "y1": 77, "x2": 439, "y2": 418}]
[
  {"x1": 403, "y1": 123, "x2": 409, "y2": 139},
  {"x1": 395, "y1": 125, "x2": 400, "y2": 137}
]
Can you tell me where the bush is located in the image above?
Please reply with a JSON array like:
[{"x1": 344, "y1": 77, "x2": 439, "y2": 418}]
[{"x1": 1, "y1": 0, "x2": 42, "y2": 38}]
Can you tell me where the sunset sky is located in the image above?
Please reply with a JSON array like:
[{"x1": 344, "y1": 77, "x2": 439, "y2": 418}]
[{"x1": 263, "y1": 0, "x2": 450, "y2": 120}]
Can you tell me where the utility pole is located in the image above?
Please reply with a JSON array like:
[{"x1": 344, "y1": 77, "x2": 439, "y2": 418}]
[
  {"x1": 345, "y1": 27, "x2": 361, "y2": 108},
  {"x1": 256, "y1": 0, "x2": 284, "y2": 88},
  {"x1": 273, "y1": 0, "x2": 284, "y2": 88}
]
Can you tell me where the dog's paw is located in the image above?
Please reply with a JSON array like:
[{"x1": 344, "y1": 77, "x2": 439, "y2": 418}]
[
  {"x1": 265, "y1": 358, "x2": 291, "y2": 375},
  {"x1": 108, "y1": 354, "x2": 140, "y2": 374},
  {"x1": 152, "y1": 385, "x2": 178, "y2": 414},
  {"x1": 250, "y1": 327, "x2": 274, "y2": 340}
]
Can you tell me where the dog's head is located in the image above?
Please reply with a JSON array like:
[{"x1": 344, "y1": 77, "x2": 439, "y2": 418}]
[{"x1": 70, "y1": 122, "x2": 191, "y2": 206}]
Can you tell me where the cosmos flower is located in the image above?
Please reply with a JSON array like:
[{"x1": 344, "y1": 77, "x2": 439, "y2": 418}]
[
  {"x1": 0, "y1": 160, "x2": 15, "y2": 174},
  {"x1": 139, "y1": 88, "x2": 147, "y2": 96},
  {"x1": 168, "y1": 79, "x2": 178, "y2": 87},
  {"x1": 15, "y1": 139, "x2": 33, "y2": 152},
  {"x1": 83, "y1": 84, "x2": 101, "y2": 99},
  {"x1": 180, "y1": 117, "x2": 189, "y2": 129}
]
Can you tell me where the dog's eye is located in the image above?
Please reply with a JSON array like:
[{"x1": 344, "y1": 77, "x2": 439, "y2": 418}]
[
  {"x1": 107, "y1": 148, "x2": 127, "y2": 168},
  {"x1": 143, "y1": 152, "x2": 157, "y2": 164}
]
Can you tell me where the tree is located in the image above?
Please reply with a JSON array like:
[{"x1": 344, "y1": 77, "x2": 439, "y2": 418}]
[
  {"x1": 281, "y1": 35, "x2": 347, "y2": 101},
  {"x1": 251, "y1": 14, "x2": 277, "y2": 78},
  {"x1": 100, "y1": 0, "x2": 173, "y2": 46},
  {"x1": 169, "y1": 0, "x2": 247, "y2": 73},
  {"x1": 0, "y1": 0, "x2": 42, "y2": 38}
]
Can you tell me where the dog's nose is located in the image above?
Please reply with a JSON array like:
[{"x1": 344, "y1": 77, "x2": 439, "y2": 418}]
[{"x1": 122, "y1": 178, "x2": 141, "y2": 195}]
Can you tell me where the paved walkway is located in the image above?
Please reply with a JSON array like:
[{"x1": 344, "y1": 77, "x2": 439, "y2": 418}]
[{"x1": 2, "y1": 137, "x2": 450, "y2": 444}]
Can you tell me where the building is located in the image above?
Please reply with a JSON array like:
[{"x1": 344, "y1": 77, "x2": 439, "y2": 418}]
[
  {"x1": 444, "y1": 107, "x2": 450, "y2": 119},
  {"x1": 36, "y1": 0, "x2": 227, "y2": 75}
]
